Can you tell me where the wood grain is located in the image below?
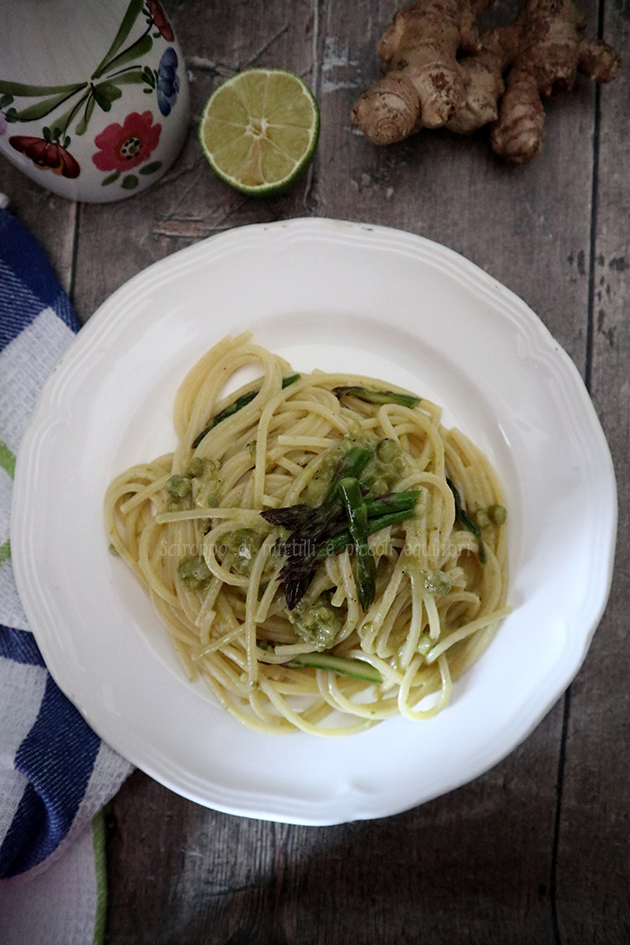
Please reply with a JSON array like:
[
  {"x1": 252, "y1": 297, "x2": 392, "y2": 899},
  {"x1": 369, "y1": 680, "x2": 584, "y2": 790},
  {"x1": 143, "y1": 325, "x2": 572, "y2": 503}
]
[
  {"x1": 105, "y1": 717, "x2": 564, "y2": 945},
  {"x1": 554, "y1": 1, "x2": 630, "y2": 942},
  {"x1": 0, "y1": 0, "x2": 627, "y2": 942}
]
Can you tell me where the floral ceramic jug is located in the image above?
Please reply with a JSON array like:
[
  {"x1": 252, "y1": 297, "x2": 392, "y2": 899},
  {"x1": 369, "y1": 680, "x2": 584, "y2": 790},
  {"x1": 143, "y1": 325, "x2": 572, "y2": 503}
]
[{"x1": 0, "y1": 0, "x2": 190, "y2": 202}]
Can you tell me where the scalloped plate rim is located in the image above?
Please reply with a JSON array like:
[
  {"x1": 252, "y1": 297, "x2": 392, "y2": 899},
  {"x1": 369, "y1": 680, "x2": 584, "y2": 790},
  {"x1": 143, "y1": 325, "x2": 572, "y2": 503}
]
[{"x1": 11, "y1": 218, "x2": 617, "y2": 825}]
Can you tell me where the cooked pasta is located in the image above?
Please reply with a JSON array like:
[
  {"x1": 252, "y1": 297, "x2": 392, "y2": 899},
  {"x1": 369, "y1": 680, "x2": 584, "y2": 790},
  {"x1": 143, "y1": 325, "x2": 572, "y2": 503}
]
[{"x1": 105, "y1": 333, "x2": 509, "y2": 736}]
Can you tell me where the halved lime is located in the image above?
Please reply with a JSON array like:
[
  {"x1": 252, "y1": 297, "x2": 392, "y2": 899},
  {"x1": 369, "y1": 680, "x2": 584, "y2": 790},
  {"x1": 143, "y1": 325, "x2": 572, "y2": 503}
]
[{"x1": 199, "y1": 69, "x2": 320, "y2": 196}]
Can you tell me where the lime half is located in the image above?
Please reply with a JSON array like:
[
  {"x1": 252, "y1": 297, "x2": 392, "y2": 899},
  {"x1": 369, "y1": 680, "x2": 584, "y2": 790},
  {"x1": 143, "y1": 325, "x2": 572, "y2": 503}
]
[{"x1": 199, "y1": 69, "x2": 320, "y2": 196}]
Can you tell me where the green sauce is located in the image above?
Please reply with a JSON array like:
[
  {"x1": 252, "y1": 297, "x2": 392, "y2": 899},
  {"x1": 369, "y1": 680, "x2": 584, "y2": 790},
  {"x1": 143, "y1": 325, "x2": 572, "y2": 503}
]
[
  {"x1": 423, "y1": 569, "x2": 452, "y2": 597},
  {"x1": 365, "y1": 438, "x2": 407, "y2": 496},
  {"x1": 222, "y1": 528, "x2": 264, "y2": 576},
  {"x1": 304, "y1": 451, "x2": 340, "y2": 504},
  {"x1": 165, "y1": 458, "x2": 223, "y2": 510},
  {"x1": 304, "y1": 434, "x2": 406, "y2": 506},
  {"x1": 178, "y1": 556, "x2": 212, "y2": 590},
  {"x1": 165, "y1": 474, "x2": 193, "y2": 511},
  {"x1": 287, "y1": 594, "x2": 343, "y2": 651}
]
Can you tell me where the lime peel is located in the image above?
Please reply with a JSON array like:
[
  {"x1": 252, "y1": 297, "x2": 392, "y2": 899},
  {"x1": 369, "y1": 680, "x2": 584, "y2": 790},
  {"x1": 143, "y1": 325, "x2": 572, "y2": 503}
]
[{"x1": 199, "y1": 69, "x2": 320, "y2": 196}]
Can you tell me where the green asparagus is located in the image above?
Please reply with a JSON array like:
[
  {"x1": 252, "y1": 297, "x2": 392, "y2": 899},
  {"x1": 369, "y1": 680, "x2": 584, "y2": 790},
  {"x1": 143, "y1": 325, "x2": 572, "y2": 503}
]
[
  {"x1": 339, "y1": 477, "x2": 376, "y2": 611},
  {"x1": 333, "y1": 386, "x2": 421, "y2": 409},
  {"x1": 192, "y1": 373, "x2": 300, "y2": 448},
  {"x1": 286, "y1": 652, "x2": 383, "y2": 684},
  {"x1": 447, "y1": 477, "x2": 486, "y2": 564}
]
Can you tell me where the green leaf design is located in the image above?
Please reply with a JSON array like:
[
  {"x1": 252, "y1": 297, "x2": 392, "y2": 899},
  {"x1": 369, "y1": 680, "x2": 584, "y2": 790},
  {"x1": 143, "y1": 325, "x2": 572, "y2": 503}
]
[
  {"x1": 12, "y1": 88, "x2": 86, "y2": 123},
  {"x1": 121, "y1": 174, "x2": 139, "y2": 189},
  {"x1": 92, "y1": 0, "x2": 144, "y2": 79},
  {"x1": 94, "y1": 32, "x2": 153, "y2": 81},
  {"x1": 0, "y1": 94, "x2": 14, "y2": 109},
  {"x1": 0, "y1": 79, "x2": 87, "y2": 97},
  {"x1": 91, "y1": 81, "x2": 123, "y2": 112},
  {"x1": 96, "y1": 82, "x2": 123, "y2": 103},
  {"x1": 139, "y1": 161, "x2": 162, "y2": 175},
  {"x1": 107, "y1": 70, "x2": 144, "y2": 86},
  {"x1": 91, "y1": 88, "x2": 112, "y2": 112},
  {"x1": 101, "y1": 171, "x2": 121, "y2": 186},
  {"x1": 75, "y1": 95, "x2": 96, "y2": 135},
  {"x1": 50, "y1": 91, "x2": 90, "y2": 140}
]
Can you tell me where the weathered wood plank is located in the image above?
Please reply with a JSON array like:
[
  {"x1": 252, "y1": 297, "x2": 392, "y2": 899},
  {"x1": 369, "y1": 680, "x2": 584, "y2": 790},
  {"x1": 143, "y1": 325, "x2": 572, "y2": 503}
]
[
  {"x1": 555, "y1": 2, "x2": 630, "y2": 942},
  {"x1": 106, "y1": 711, "x2": 563, "y2": 945}
]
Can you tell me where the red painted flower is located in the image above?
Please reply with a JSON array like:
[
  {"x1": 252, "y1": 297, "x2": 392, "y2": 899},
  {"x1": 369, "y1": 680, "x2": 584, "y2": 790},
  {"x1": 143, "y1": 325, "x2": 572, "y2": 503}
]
[
  {"x1": 9, "y1": 136, "x2": 80, "y2": 178},
  {"x1": 92, "y1": 111, "x2": 161, "y2": 173},
  {"x1": 147, "y1": 0, "x2": 174, "y2": 41}
]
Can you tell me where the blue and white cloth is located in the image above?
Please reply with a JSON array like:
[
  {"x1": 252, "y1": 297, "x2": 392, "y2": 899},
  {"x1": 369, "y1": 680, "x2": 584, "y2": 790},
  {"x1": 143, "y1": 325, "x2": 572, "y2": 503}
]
[{"x1": 0, "y1": 204, "x2": 132, "y2": 944}]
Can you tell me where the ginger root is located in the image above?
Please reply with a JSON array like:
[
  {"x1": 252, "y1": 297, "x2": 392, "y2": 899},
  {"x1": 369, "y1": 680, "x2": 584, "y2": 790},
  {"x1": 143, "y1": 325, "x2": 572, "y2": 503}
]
[
  {"x1": 351, "y1": 0, "x2": 621, "y2": 163},
  {"x1": 351, "y1": 0, "x2": 493, "y2": 145},
  {"x1": 490, "y1": 0, "x2": 621, "y2": 162}
]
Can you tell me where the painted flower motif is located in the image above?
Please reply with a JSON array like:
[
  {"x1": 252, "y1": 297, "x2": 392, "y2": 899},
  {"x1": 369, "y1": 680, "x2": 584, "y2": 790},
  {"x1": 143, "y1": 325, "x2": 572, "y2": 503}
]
[
  {"x1": 156, "y1": 48, "x2": 180, "y2": 117},
  {"x1": 0, "y1": 112, "x2": 6, "y2": 137},
  {"x1": 9, "y1": 136, "x2": 80, "y2": 178},
  {"x1": 147, "y1": 0, "x2": 174, "y2": 41},
  {"x1": 92, "y1": 111, "x2": 161, "y2": 173}
]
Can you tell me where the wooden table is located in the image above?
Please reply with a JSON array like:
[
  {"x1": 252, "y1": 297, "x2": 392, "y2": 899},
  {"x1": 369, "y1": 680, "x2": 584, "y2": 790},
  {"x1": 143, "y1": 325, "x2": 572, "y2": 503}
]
[{"x1": 2, "y1": 1, "x2": 628, "y2": 942}]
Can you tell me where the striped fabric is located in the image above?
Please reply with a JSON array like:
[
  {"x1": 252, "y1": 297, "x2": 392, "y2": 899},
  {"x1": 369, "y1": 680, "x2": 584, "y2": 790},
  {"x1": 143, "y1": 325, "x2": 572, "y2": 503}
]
[{"x1": 0, "y1": 206, "x2": 132, "y2": 944}]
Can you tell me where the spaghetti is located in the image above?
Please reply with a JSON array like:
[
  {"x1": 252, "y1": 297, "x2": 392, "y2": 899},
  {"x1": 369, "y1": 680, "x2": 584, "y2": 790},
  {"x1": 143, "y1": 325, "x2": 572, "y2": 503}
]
[{"x1": 105, "y1": 333, "x2": 509, "y2": 735}]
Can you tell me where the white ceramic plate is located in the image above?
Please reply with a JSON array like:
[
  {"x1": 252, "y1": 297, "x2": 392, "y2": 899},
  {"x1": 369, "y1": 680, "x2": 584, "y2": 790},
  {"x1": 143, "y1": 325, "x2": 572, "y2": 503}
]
[{"x1": 12, "y1": 218, "x2": 617, "y2": 825}]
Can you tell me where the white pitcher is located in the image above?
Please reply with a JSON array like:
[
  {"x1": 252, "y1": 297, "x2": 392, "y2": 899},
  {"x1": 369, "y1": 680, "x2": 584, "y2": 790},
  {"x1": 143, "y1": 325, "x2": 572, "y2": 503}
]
[{"x1": 0, "y1": 0, "x2": 190, "y2": 201}]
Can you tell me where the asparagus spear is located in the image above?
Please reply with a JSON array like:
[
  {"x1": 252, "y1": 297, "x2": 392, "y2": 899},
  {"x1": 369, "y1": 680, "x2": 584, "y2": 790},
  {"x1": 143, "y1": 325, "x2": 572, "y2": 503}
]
[
  {"x1": 192, "y1": 374, "x2": 300, "y2": 448},
  {"x1": 339, "y1": 477, "x2": 376, "y2": 611},
  {"x1": 333, "y1": 386, "x2": 421, "y2": 409},
  {"x1": 280, "y1": 506, "x2": 418, "y2": 580},
  {"x1": 447, "y1": 477, "x2": 487, "y2": 564},
  {"x1": 263, "y1": 446, "x2": 373, "y2": 536},
  {"x1": 270, "y1": 449, "x2": 417, "y2": 609},
  {"x1": 322, "y1": 445, "x2": 373, "y2": 505},
  {"x1": 323, "y1": 506, "x2": 417, "y2": 555},
  {"x1": 286, "y1": 652, "x2": 383, "y2": 684},
  {"x1": 260, "y1": 503, "x2": 312, "y2": 530},
  {"x1": 278, "y1": 447, "x2": 373, "y2": 598},
  {"x1": 284, "y1": 576, "x2": 311, "y2": 611},
  {"x1": 262, "y1": 489, "x2": 420, "y2": 530},
  {"x1": 280, "y1": 505, "x2": 418, "y2": 609},
  {"x1": 364, "y1": 490, "x2": 420, "y2": 517},
  {"x1": 280, "y1": 447, "x2": 373, "y2": 551}
]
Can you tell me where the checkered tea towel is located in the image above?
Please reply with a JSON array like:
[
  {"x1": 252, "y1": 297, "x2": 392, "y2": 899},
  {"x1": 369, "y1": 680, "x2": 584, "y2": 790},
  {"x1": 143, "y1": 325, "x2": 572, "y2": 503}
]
[{"x1": 0, "y1": 202, "x2": 132, "y2": 945}]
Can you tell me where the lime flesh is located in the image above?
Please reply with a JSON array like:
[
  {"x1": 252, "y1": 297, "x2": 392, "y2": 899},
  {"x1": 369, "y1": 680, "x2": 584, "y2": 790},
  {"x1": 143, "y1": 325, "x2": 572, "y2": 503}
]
[{"x1": 199, "y1": 69, "x2": 320, "y2": 196}]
